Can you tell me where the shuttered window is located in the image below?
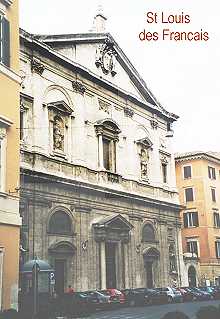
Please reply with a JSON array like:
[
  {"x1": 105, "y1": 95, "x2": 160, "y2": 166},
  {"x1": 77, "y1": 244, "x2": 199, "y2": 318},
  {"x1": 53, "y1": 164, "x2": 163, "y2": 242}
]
[
  {"x1": 208, "y1": 166, "x2": 216, "y2": 179},
  {"x1": 215, "y1": 241, "x2": 220, "y2": 258},
  {"x1": 0, "y1": 16, "x2": 10, "y2": 67},
  {"x1": 183, "y1": 212, "x2": 199, "y2": 228},
  {"x1": 214, "y1": 211, "x2": 220, "y2": 228},
  {"x1": 211, "y1": 188, "x2": 216, "y2": 202},
  {"x1": 183, "y1": 165, "x2": 192, "y2": 179},
  {"x1": 185, "y1": 187, "x2": 194, "y2": 202}
]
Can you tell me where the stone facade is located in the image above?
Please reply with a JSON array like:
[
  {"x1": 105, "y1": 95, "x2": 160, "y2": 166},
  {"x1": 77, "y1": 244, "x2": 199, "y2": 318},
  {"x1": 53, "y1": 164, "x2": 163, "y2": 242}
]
[{"x1": 19, "y1": 24, "x2": 185, "y2": 293}]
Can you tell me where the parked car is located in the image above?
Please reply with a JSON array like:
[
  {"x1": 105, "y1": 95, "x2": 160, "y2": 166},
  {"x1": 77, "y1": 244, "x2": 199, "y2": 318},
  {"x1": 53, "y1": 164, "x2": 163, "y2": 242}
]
[
  {"x1": 100, "y1": 289, "x2": 125, "y2": 305},
  {"x1": 156, "y1": 287, "x2": 183, "y2": 303},
  {"x1": 176, "y1": 287, "x2": 195, "y2": 302},
  {"x1": 189, "y1": 287, "x2": 212, "y2": 301},
  {"x1": 122, "y1": 288, "x2": 168, "y2": 306},
  {"x1": 84, "y1": 291, "x2": 111, "y2": 309},
  {"x1": 199, "y1": 286, "x2": 215, "y2": 298}
]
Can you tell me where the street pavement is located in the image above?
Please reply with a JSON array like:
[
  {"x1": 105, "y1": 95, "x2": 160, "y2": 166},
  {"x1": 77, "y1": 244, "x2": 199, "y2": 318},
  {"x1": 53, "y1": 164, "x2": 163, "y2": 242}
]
[{"x1": 75, "y1": 299, "x2": 220, "y2": 319}]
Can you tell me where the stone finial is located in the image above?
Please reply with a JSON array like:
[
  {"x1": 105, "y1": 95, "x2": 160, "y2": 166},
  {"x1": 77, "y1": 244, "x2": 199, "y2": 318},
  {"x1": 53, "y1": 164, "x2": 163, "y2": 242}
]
[{"x1": 92, "y1": 5, "x2": 107, "y2": 33}]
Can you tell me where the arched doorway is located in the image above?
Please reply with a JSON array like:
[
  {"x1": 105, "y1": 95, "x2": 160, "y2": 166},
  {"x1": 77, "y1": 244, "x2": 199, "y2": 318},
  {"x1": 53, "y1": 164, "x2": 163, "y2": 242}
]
[
  {"x1": 143, "y1": 247, "x2": 160, "y2": 288},
  {"x1": 188, "y1": 265, "x2": 197, "y2": 287}
]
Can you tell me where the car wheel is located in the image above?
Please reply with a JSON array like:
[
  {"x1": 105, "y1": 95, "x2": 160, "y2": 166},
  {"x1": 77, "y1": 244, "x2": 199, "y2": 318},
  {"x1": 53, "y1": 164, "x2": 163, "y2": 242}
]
[
  {"x1": 168, "y1": 296, "x2": 173, "y2": 303},
  {"x1": 129, "y1": 299, "x2": 136, "y2": 307}
]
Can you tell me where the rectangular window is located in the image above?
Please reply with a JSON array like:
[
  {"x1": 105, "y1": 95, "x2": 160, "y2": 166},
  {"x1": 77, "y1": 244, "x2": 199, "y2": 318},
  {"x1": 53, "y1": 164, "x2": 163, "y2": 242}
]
[
  {"x1": 103, "y1": 138, "x2": 111, "y2": 171},
  {"x1": 183, "y1": 165, "x2": 192, "y2": 179},
  {"x1": 185, "y1": 187, "x2": 194, "y2": 202},
  {"x1": 211, "y1": 188, "x2": 216, "y2": 202},
  {"x1": 215, "y1": 241, "x2": 220, "y2": 258},
  {"x1": 162, "y1": 163, "x2": 167, "y2": 183},
  {"x1": 0, "y1": 15, "x2": 10, "y2": 67},
  {"x1": 183, "y1": 212, "x2": 199, "y2": 228},
  {"x1": 214, "y1": 211, "x2": 220, "y2": 228},
  {"x1": 208, "y1": 166, "x2": 216, "y2": 179},
  {"x1": 187, "y1": 240, "x2": 198, "y2": 256}
]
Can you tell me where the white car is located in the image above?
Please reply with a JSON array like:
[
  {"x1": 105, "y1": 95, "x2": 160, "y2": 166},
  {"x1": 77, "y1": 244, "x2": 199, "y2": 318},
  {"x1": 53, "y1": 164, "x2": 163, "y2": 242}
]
[{"x1": 156, "y1": 287, "x2": 183, "y2": 303}]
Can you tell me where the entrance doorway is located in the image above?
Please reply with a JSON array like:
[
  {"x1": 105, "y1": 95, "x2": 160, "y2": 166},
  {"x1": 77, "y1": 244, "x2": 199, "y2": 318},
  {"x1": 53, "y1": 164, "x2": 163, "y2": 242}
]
[
  {"x1": 188, "y1": 265, "x2": 197, "y2": 287},
  {"x1": 105, "y1": 243, "x2": 116, "y2": 288},
  {"x1": 145, "y1": 261, "x2": 153, "y2": 288},
  {"x1": 55, "y1": 259, "x2": 66, "y2": 294}
]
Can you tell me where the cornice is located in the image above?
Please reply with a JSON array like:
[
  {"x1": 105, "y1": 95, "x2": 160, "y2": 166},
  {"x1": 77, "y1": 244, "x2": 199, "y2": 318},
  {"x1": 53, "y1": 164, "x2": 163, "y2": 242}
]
[{"x1": 175, "y1": 153, "x2": 220, "y2": 165}]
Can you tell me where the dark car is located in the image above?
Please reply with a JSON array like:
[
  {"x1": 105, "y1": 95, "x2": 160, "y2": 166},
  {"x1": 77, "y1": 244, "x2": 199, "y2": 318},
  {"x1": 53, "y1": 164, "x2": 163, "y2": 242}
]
[
  {"x1": 53, "y1": 292, "x2": 93, "y2": 317},
  {"x1": 84, "y1": 291, "x2": 110, "y2": 309},
  {"x1": 122, "y1": 288, "x2": 168, "y2": 306},
  {"x1": 189, "y1": 287, "x2": 212, "y2": 301}
]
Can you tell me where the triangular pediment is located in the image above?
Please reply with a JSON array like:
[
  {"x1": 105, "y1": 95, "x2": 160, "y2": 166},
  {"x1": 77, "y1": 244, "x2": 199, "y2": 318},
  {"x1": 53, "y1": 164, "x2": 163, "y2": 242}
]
[
  {"x1": 20, "y1": 29, "x2": 178, "y2": 121},
  {"x1": 47, "y1": 100, "x2": 73, "y2": 115},
  {"x1": 30, "y1": 32, "x2": 177, "y2": 120},
  {"x1": 93, "y1": 214, "x2": 133, "y2": 230}
]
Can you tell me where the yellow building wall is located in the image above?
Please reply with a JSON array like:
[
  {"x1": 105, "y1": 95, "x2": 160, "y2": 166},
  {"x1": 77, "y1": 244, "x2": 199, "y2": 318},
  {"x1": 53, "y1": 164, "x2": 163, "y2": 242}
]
[
  {"x1": 176, "y1": 157, "x2": 220, "y2": 284},
  {"x1": 0, "y1": 0, "x2": 21, "y2": 310},
  {"x1": 0, "y1": 225, "x2": 20, "y2": 309}
]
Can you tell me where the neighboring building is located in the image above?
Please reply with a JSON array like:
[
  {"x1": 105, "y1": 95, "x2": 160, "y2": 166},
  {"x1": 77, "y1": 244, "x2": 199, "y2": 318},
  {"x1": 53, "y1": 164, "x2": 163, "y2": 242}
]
[
  {"x1": 175, "y1": 151, "x2": 220, "y2": 286},
  {"x1": 19, "y1": 12, "x2": 185, "y2": 293},
  {"x1": 0, "y1": 0, "x2": 21, "y2": 310}
]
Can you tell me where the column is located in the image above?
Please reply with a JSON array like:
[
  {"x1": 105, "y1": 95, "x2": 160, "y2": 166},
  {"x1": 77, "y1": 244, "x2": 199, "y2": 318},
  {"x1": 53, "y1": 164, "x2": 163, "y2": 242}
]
[
  {"x1": 100, "y1": 241, "x2": 106, "y2": 289},
  {"x1": 123, "y1": 243, "x2": 129, "y2": 288},
  {"x1": 176, "y1": 226, "x2": 188, "y2": 286}
]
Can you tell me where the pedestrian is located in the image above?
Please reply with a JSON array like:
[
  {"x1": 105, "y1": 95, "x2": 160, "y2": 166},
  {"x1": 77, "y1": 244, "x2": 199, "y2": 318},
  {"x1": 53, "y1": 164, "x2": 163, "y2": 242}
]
[{"x1": 66, "y1": 285, "x2": 74, "y2": 294}]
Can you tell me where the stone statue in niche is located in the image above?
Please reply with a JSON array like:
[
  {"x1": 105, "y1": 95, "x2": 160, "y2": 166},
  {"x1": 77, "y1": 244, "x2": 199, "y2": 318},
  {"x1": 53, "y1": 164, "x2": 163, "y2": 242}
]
[
  {"x1": 140, "y1": 148, "x2": 149, "y2": 180},
  {"x1": 53, "y1": 115, "x2": 64, "y2": 151}
]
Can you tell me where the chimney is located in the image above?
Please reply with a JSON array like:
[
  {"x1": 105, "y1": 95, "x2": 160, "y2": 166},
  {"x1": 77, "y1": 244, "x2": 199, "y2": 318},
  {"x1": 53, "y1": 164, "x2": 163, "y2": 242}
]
[{"x1": 92, "y1": 5, "x2": 107, "y2": 33}]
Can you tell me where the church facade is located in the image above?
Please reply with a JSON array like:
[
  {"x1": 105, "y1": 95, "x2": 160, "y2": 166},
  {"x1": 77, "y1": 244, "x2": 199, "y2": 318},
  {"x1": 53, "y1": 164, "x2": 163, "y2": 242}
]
[{"x1": 19, "y1": 14, "x2": 186, "y2": 293}]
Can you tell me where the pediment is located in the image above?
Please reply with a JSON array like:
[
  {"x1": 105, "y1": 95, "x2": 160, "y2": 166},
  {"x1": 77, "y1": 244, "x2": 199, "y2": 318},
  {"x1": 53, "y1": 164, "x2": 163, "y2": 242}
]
[
  {"x1": 136, "y1": 137, "x2": 153, "y2": 149},
  {"x1": 31, "y1": 32, "x2": 177, "y2": 120},
  {"x1": 93, "y1": 214, "x2": 133, "y2": 230},
  {"x1": 48, "y1": 241, "x2": 76, "y2": 255},
  {"x1": 47, "y1": 100, "x2": 73, "y2": 116}
]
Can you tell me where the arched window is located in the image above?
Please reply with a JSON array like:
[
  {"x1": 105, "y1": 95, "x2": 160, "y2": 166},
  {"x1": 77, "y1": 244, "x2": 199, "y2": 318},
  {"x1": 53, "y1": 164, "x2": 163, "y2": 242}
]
[
  {"x1": 142, "y1": 224, "x2": 155, "y2": 242},
  {"x1": 49, "y1": 211, "x2": 72, "y2": 235}
]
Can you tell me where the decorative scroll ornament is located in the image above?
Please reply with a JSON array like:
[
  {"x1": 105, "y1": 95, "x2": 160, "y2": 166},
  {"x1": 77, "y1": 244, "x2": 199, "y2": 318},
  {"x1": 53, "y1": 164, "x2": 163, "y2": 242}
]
[
  {"x1": 98, "y1": 99, "x2": 110, "y2": 114},
  {"x1": 124, "y1": 107, "x2": 134, "y2": 118},
  {"x1": 72, "y1": 81, "x2": 86, "y2": 94},
  {"x1": 31, "y1": 59, "x2": 45, "y2": 75},
  {"x1": 95, "y1": 40, "x2": 117, "y2": 76}
]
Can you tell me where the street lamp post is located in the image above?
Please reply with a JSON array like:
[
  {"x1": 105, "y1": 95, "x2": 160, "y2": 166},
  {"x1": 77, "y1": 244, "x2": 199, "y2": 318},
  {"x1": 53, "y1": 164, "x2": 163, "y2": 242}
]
[{"x1": 32, "y1": 258, "x2": 40, "y2": 318}]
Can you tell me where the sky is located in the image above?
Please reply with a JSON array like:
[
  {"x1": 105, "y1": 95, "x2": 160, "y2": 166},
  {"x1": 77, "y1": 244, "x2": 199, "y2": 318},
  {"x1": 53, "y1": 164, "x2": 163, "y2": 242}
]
[{"x1": 19, "y1": 0, "x2": 220, "y2": 153}]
